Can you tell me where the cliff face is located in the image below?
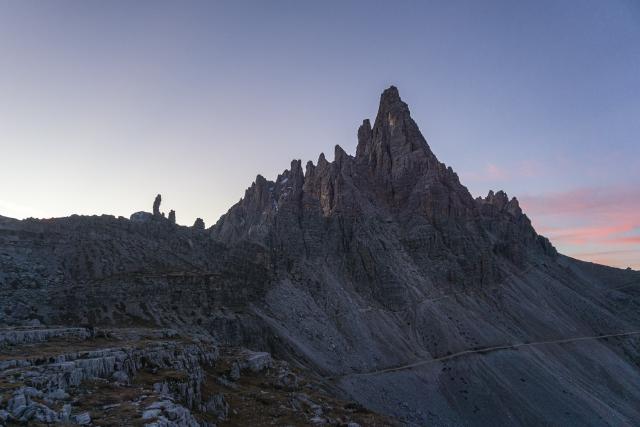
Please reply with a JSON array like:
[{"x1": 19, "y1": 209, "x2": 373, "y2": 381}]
[{"x1": 1, "y1": 87, "x2": 640, "y2": 426}]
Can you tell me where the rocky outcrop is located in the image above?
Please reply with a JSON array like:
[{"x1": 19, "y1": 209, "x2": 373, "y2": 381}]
[
  {"x1": 474, "y1": 190, "x2": 557, "y2": 265},
  {"x1": 0, "y1": 327, "x2": 388, "y2": 426},
  {"x1": 193, "y1": 218, "x2": 205, "y2": 230},
  {"x1": 0, "y1": 330, "x2": 218, "y2": 425},
  {"x1": 0, "y1": 327, "x2": 91, "y2": 346}
]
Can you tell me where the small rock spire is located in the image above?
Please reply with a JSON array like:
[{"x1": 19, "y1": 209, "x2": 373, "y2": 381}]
[
  {"x1": 168, "y1": 210, "x2": 176, "y2": 224},
  {"x1": 193, "y1": 218, "x2": 205, "y2": 230},
  {"x1": 356, "y1": 119, "x2": 372, "y2": 158},
  {"x1": 153, "y1": 194, "x2": 162, "y2": 217}
]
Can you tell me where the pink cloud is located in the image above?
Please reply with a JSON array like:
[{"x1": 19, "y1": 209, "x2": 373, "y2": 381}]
[
  {"x1": 538, "y1": 223, "x2": 636, "y2": 246},
  {"x1": 463, "y1": 163, "x2": 509, "y2": 182},
  {"x1": 520, "y1": 185, "x2": 640, "y2": 268},
  {"x1": 464, "y1": 160, "x2": 542, "y2": 183},
  {"x1": 570, "y1": 249, "x2": 640, "y2": 270},
  {"x1": 518, "y1": 159, "x2": 540, "y2": 178},
  {"x1": 607, "y1": 236, "x2": 640, "y2": 244},
  {"x1": 520, "y1": 187, "x2": 640, "y2": 217},
  {"x1": 485, "y1": 163, "x2": 507, "y2": 180}
]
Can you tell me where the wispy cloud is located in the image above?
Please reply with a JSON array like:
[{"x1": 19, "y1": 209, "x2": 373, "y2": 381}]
[
  {"x1": 606, "y1": 236, "x2": 640, "y2": 245},
  {"x1": 485, "y1": 163, "x2": 508, "y2": 180},
  {"x1": 520, "y1": 187, "x2": 640, "y2": 217},
  {"x1": 537, "y1": 224, "x2": 637, "y2": 246},
  {"x1": 570, "y1": 249, "x2": 640, "y2": 270},
  {"x1": 463, "y1": 160, "x2": 542, "y2": 183},
  {"x1": 519, "y1": 185, "x2": 640, "y2": 269},
  {"x1": 573, "y1": 249, "x2": 640, "y2": 257}
]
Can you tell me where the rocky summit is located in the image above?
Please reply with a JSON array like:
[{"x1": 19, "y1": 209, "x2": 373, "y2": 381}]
[{"x1": 1, "y1": 87, "x2": 640, "y2": 426}]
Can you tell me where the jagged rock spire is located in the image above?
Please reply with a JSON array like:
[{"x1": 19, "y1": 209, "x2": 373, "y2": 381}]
[
  {"x1": 356, "y1": 86, "x2": 437, "y2": 170},
  {"x1": 355, "y1": 119, "x2": 372, "y2": 158},
  {"x1": 193, "y1": 218, "x2": 205, "y2": 230},
  {"x1": 375, "y1": 85, "x2": 408, "y2": 123}
]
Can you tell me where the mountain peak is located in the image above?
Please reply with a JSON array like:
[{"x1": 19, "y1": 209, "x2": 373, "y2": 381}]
[
  {"x1": 375, "y1": 85, "x2": 409, "y2": 126},
  {"x1": 354, "y1": 86, "x2": 441, "y2": 200},
  {"x1": 213, "y1": 86, "x2": 556, "y2": 272},
  {"x1": 380, "y1": 85, "x2": 401, "y2": 103}
]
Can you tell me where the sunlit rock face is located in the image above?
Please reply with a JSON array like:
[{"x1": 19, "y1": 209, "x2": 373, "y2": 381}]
[{"x1": 2, "y1": 87, "x2": 640, "y2": 426}]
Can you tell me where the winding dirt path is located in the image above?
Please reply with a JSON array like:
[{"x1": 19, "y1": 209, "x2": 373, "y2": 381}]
[{"x1": 335, "y1": 330, "x2": 640, "y2": 379}]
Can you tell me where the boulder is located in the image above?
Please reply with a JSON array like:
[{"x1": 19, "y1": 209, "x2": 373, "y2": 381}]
[
  {"x1": 241, "y1": 351, "x2": 272, "y2": 373},
  {"x1": 74, "y1": 411, "x2": 91, "y2": 425}
]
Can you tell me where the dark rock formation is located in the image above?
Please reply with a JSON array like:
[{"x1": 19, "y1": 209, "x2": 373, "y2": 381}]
[
  {"x1": 1, "y1": 87, "x2": 639, "y2": 426},
  {"x1": 212, "y1": 86, "x2": 553, "y2": 303},
  {"x1": 168, "y1": 210, "x2": 176, "y2": 224},
  {"x1": 153, "y1": 194, "x2": 162, "y2": 217}
]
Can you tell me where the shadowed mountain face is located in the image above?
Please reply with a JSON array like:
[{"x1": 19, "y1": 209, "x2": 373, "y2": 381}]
[
  {"x1": 213, "y1": 87, "x2": 557, "y2": 306},
  {"x1": 2, "y1": 88, "x2": 640, "y2": 426}
]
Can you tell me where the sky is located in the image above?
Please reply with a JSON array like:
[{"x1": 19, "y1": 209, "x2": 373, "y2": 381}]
[{"x1": 0, "y1": 1, "x2": 638, "y2": 269}]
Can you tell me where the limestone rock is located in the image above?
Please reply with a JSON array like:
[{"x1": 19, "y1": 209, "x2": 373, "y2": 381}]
[
  {"x1": 112, "y1": 370, "x2": 129, "y2": 384},
  {"x1": 0, "y1": 327, "x2": 90, "y2": 345},
  {"x1": 74, "y1": 411, "x2": 91, "y2": 425},
  {"x1": 47, "y1": 389, "x2": 69, "y2": 400},
  {"x1": 204, "y1": 393, "x2": 229, "y2": 420},
  {"x1": 241, "y1": 351, "x2": 272, "y2": 373}
]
